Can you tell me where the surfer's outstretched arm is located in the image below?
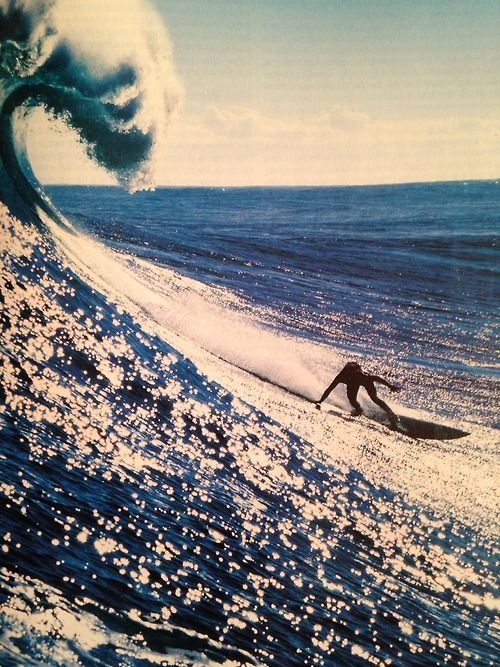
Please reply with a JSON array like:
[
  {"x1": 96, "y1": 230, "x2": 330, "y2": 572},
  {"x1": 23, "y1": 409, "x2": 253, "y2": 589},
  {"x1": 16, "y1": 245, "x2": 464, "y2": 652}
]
[
  {"x1": 316, "y1": 374, "x2": 342, "y2": 408},
  {"x1": 371, "y1": 375, "x2": 400, "y2": 392}
]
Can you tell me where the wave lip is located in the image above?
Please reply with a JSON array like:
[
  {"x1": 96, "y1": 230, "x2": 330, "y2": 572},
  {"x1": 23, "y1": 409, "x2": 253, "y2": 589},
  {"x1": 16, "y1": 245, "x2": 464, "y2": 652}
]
[{"x1": 0, "y1": 0, "x2": 182, "y2": 219}]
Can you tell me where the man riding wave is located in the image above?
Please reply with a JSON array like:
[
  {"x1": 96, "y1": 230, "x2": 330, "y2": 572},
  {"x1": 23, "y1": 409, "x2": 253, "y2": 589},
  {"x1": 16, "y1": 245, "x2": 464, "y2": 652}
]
[{"x1": 316, "y1": 362, "x2": 400, "y2": 428}]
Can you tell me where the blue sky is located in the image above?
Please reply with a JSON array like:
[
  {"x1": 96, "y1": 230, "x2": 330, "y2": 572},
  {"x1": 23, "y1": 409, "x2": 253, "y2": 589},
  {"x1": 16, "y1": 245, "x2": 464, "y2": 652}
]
[
  {"x1": 29, "y1": 0, "x2": 500, "y2": 185},
  {"x1": 158, "y1": 0, "x2": 499, "y2": 120}
]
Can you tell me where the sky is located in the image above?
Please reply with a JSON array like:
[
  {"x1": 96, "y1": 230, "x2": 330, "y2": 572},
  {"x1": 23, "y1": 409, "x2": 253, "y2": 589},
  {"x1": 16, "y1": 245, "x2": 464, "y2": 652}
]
[{"x1": 27, "y1": 0, "x2": 500, "y2": 186}]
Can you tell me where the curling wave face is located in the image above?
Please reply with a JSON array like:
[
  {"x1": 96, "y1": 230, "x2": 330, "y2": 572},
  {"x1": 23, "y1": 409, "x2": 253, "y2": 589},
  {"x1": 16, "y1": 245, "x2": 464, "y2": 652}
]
[{"x1": 0, "y1": 0, "x2": 181, "y2": 219}]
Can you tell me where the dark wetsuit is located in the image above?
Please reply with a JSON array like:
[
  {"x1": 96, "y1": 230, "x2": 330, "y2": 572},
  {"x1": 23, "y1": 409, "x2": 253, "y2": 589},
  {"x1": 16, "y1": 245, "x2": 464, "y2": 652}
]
[{"x1": 318, "y1": 363, "x2": 398, "y2": 424}]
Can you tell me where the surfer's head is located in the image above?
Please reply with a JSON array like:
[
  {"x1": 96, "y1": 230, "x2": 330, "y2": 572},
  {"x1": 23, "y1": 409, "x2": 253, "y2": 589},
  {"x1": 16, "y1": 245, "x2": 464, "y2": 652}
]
[{"x1": 345, "y1": 361, "x2": 362, "y2": 372}]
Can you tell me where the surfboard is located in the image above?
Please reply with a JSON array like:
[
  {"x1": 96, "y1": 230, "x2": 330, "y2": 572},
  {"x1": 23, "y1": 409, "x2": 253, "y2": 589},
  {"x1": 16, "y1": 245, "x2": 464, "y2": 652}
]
[{"x1": 339, "y1": 410, "x2": 469, "y2": 440}]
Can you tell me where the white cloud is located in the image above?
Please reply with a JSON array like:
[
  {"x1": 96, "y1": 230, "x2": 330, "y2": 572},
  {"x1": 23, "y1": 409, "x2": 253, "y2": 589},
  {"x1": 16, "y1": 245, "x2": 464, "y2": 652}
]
[
  {"x1": 160, "y1": 105, "x2": 500, "y2": 185},
  {"x1": 318, "y1": 106, "x2": 371, "y2": 133}
]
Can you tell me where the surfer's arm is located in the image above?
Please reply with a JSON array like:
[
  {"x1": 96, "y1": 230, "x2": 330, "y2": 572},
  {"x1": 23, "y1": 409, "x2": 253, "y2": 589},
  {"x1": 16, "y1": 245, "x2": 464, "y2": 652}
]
[
  {"x1": 371, "y1": 375, "x2": 400, "y2": 392},
  {"x1": 317, "y1": 374, "x2": 342, "y2": 405}
]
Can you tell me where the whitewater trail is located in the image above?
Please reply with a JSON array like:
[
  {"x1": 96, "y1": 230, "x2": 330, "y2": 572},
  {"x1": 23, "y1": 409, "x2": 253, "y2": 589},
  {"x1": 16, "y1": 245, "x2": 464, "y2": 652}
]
[{"x1": 174, "y1": 335, "x2": 498, "y2": 529}]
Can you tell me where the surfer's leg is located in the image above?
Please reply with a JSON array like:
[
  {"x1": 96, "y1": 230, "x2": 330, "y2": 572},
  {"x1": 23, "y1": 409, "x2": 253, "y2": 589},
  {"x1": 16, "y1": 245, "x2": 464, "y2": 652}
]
[
  {"x1": 366, "y1": 384, "x2": 398, "y2": 425},
  {"x1": 347, "y1": 385, "x2": 362, "y2": 416}
]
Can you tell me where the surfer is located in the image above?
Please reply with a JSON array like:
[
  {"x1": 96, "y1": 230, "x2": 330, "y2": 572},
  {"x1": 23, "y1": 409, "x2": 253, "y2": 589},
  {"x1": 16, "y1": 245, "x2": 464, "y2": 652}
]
[{"x1": 316, "y1": 362, "x2": 400, "y2": 427}]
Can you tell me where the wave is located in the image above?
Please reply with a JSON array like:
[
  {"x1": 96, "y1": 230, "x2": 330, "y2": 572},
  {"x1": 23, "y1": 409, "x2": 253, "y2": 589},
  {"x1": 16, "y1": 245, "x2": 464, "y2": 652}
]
[
  {"x1": 1, "y1": 3, "x2": 499, "y2": 666},
  {"x1": 2, "y1": 188, "x2": 499, "y2": 664},
  {"x1": 0, "y1": 0, "x2": 181, "y2": 220}
]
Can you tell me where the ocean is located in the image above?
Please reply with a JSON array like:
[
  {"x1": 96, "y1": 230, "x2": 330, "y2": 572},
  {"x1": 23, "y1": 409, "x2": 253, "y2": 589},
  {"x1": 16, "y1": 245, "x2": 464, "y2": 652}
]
[
  {"x1": 46, "y1": 183, "x2": 500, "y2": 428},
  {"x1": 1, "y1": 3, "x2": 499, "y2": 666},
  {"x1": 1, "y1": 180, "x2": 499, "y2": 665}
]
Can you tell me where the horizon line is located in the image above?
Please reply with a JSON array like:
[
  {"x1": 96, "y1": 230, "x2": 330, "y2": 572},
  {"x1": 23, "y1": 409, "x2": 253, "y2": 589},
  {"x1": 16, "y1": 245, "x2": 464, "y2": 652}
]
[{"x1": 44, "y1": 177, "x2": 500, "y2": 190}]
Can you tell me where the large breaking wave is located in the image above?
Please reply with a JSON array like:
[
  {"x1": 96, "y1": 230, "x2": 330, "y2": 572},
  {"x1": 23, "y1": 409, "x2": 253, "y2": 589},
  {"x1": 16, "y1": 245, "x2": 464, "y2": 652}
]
[{"x1": 0, "y1": 0, "x2": 181, "y2": 221}]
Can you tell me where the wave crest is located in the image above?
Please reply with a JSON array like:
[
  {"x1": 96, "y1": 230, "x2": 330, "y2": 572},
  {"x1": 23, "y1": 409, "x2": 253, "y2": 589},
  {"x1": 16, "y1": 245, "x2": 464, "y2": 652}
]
[{"x1": 0, "y1": 0, "x2": 182, "y2": 197}]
